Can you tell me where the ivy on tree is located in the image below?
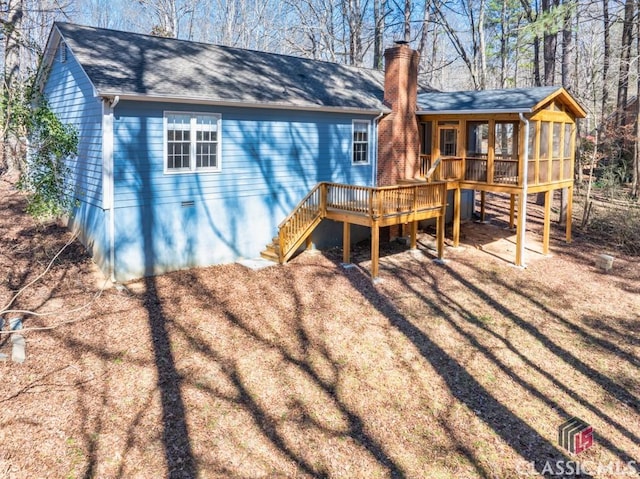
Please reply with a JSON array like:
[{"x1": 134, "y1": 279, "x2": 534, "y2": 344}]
[{"x1": 12, "y1": 84, "x2": 79, "y2": 222}]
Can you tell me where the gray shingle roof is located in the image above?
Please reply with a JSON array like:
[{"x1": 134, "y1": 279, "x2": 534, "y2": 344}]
[
  {"x1": 417, "y1": 86, "x2": 563, "y2": 114},
  {"x1": 53, "y1": 22, "x2": 389, "y2": 112}
]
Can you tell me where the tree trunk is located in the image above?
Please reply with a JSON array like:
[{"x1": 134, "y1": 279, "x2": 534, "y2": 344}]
[
  {"x1": 373, "y1": 0, "x2": 384, "y2": 69},
  {"x1": 3, "y1": 0, "x2": 24, "y2": 85},
  {"x1": 616, "y1": 0, "x2": 634, "y2": 126},
  {"x1": 1, "y1": 0, "x2": 24, "y2": 174},
  {"x1": 417, "y1": 0, "x2": 431, "y2": 71},
  {"x1": 561, "y1": 0, "x2": 574, "y2": 91},
  {"x1": 500, "y1": 0, "x2": 507, "y2": 87},
  {"x1": 542, "y1": 0, "x2": 558, "y2": 86},
  {"x1": 634, "y1": 2, "x2": 640, "y2": 198},
  {"x1": 478, "y1": 0, "x2": 487, "y2": 89},
  {"x1": 404, "y1": 0, "x2": 411, "y2": 42},
  {"x1": 601, "y1": 0, "x2": 610, "y2": 127}
]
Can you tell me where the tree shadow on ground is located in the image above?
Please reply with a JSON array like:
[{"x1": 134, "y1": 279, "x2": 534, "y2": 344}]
[{"x1": 339, "y1": 264, "x2": 586, "y2": 476}]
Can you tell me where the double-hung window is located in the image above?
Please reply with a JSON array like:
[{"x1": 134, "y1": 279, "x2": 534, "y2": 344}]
[
  {"x1": 352, "y1": 120, "x2": 370, "y2": 164},
  {"x1": 165, "y1": 112, "x2": 221, "y2": 173}
]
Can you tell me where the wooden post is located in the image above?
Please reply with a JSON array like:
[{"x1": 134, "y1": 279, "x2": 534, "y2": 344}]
[
  {"x1": 453, "y1": 187, "x2": 461, "y2": 247},
  {"x1": 509, "y1": 194, "x2": 515, "y2": 229},
  {"x1": 305, "y1": 235, "x2": 313, "y2": 250},
  {"x1": 436, "y1": 216, "x2": 445, "y2": 259},
  {"x1": 488, "y1": 119, "x2": 495, "y2": 183},
  {"x1": 543, "y1": 189, "x2": 551, "y2": 255},
  {"x1": 410, "y1": 221, "x2": 418, "y2": 249},
  {"x1": 559, "y1": 187, "x2": 567, "y2": 225},
  {"x1": 320, "y1": 183, "x2": 328, "y2": 216},
  {"x1": 566, "y1": 185, "x2": 573, "y2": 243},
  {"x1": 480, "y1": 191, "x2": 486, "y2": 221},
  {"x1": 343, "y1": 222, "x2": 351, "y2": 263},
  {"x1": 515, "y1": 192, "x2": 526, "y2": 266},
  {"x1": 371, "y1": 221, "x2": 380, "y2": 279}
]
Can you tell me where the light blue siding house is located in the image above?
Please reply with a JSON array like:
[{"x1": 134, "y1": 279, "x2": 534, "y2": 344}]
[{"x1": 38, "y1": 23, "x2": 394, "y2": 281}]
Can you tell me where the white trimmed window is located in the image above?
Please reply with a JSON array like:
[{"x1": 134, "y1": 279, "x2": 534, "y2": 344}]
[
  {"x1": 352, "y1": 120, "x2": 370, "y2": 164},
  {"x1": 165, "y1": 112, "x2": 221, "y2": 173}
]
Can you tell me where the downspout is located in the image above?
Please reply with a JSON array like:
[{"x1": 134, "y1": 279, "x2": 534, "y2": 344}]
[
  {"x1": 518, "y1": 112, "x2": 529, "y2": 267},
  {"x1": 105, "y1": 96, "x2": 119, "y2": 282},
  {"x1": 372, "y1": 111, "x2": 385, "y2": 187}
]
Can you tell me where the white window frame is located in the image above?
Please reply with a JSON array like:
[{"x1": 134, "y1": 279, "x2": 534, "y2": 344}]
[
  {"x1": 352, "y1": 119, "x2": 371, "y2": 165},
  {"x1": 163, "y1": 111, "x2": 222, "y2": 174}
]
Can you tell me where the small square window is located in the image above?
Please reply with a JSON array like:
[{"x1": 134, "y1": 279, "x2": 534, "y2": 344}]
[{"x1": 352, "y1": 120, "x2": 370, "y2": 164}]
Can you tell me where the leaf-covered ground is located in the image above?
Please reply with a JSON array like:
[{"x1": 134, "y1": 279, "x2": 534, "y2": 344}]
[{"x1": 1, "y1": 177, "x2": 639, "y2": 478}]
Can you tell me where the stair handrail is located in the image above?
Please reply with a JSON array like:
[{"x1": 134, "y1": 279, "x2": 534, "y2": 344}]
[
  {"x1": 277, "y1": 182, "x2": 325, "y2": 262},
  {"x1": 425, "y1": 156, "x2": 442, "y2": 181},
  {"x1": 278, "y1": 182, "x2": 324, "y2": 229}
]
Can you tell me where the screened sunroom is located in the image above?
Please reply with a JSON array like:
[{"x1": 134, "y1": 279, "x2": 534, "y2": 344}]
[{"x1": 414, "y1": 86, "x2": 587, "y2": 265}]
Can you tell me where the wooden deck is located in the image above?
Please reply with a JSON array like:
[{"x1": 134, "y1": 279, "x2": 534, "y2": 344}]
[{"x1": 261, "y1": 181, "x2": 447, "y2": 278}]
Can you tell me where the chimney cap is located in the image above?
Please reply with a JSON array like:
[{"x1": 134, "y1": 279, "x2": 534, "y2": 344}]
[{"x1": 394, "y1": 40, "x2": 409, "y2": 46}]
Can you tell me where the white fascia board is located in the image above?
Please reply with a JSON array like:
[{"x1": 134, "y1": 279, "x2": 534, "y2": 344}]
[
  {"x1": 36, "y1": 25, "x2": 99, "y2": 98},
  {"x1": 97, "y1": 92, "x2": 391, "y2": 115},
  {"x1": 415, "y1": 108, "x2": 532, "y2": 115},
  {"x1": 35, "y1": 28, "x2": 61, "y2": 92}
]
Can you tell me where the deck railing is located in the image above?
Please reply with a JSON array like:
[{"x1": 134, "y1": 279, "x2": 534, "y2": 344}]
[
  {"x1": 465, "y1": 158, "x2": 488, "y2": 182},
  {"x1": 277, "y1": 181, "x2": 446, "y2": 262},
  {"x1": 326, "y1": 182, "x2": 445, "y2": 218},
  {"x1": 278, "y1": 184, "x2": 323, "y2": 262},
  {"x1": 420, "y1": 155, "x2": 465, "y2": 181},
  {"x1": 422, "y1": 154, "x2": 521, "y2": 185},
  {"x1": 494, "y1": 158, "x2": 519, "y2": 184}
]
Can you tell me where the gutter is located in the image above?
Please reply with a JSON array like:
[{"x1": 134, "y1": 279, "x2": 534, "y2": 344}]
[
  {"x1": 372, "y1": 111, "x2": 385, "y2": 187},
  {"x1": 97, "y1": 92, "x2": 391, "y2": 116},
  {"x1": 518, "y1": 112, "x2": 529, "y2": 267},
  {"x1": 415, "y1": 108, "x2": 532, "y2": 116}
]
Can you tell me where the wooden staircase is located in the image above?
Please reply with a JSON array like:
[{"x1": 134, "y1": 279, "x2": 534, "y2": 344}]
[
  {"x1": 261, "y1": 183, "x2": 324, "y2": 263},
  {"x1": 260, "y1": 181, "x2": 448, "y2": 275}
]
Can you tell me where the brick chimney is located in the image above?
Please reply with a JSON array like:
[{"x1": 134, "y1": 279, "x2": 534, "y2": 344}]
[{"x1": 377, "y1": 41, "x2": 420, "y2": 186}]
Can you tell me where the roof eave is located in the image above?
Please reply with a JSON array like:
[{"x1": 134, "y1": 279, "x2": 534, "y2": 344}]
[
  {"x1": 34, "y1": 25, "x2": 62, "y2": 93},
  {"x1": 534, "y1": 87, "x2": 587, "y2": 118},
  {"x1": 98, "y1": 92, "x2": 391, "y2": 115},
  {"x1": 415, "y1": 108, "x2": 532, "y2": 115}
]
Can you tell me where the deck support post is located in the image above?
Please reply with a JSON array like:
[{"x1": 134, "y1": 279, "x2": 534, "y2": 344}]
[
  {"x1": 453, "y1": 187, "x2": 461, "y2": 247},
  {"x1": 566, "y1": 185, "x2": 573, "y2": 243},
  {"x1": 436, "y1": 216, "x2": 444, "y2": 259},
  {"x1": 509, "y1": 194, "x2": 515, "y2": 229},
  {"x1": 515, "y1": 192, "x2": 526, "y2": 266},
  {"x1": 480, "y1": 191, "x2": 486, "y2": 221},
  {"x1": 543, "y1": 189, "x2": 551, "y2": 255},
  {"x1": 343, "y1": 222, "x2": 351, "y2": 263},
  {"x1": 410, "y1": 221, "x2": 418, "y2": 249},
  {"x1": 371, "y1": 221, "x2": 380, "y2": 279},
  {"x1": 305, "y1": 235, "x2": 313, "y2": 250}
]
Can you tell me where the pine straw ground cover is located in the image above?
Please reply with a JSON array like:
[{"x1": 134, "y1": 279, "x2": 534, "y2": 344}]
[{"x1": 0, "y1": 177, "x2": 639, "y2": 479}]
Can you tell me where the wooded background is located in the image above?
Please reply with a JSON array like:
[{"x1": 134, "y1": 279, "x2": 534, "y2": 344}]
[{"x1": 2, "y1": 0, "x2": 640, "y2": 194}]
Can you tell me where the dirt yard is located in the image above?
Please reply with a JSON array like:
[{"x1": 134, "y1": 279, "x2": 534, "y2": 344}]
[{"x1": 1, "y1": 177, "x2": 639, "y2": 479}]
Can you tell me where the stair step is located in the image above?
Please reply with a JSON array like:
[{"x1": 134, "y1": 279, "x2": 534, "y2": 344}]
[
  {"x1": 264, "y1": 242, "x2": 279, "y2": 253},
  {"x1": 260, "y1": 249, "x2": 279, "y2": 262}
]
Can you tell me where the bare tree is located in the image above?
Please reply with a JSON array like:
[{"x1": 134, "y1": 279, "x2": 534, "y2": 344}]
[
  {"x1": 432, "y1": 0, "x2": 487, "y2": 89},
  {"x1": 519, "y1": 0, "x2": 541, "y2": 86},
  {"x1": 137, "y1": 0, "x2": 200, "y2": 38},
  {"x1": 615, "y1": 0, "x2": 634, "y2": 125},
  {"x1": 542, "y1": 0, "x2": 560, "y2": 86},
  {"x1": 373, "y1": 0, "x2": 386, "y2": 69},
  {"x1": 561, "y1": 0, "x2": 574, "y2": 90}
]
